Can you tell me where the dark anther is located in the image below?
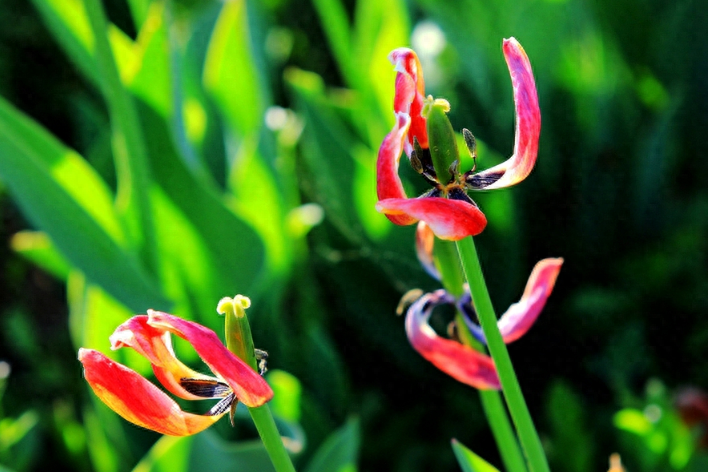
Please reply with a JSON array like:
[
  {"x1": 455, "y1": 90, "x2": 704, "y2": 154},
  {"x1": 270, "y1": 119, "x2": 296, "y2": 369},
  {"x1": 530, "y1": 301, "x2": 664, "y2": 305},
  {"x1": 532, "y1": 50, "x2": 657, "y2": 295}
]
[
  {"x1": 397, "y1": 289, "x2": 424, "y2": 315},
  {"x1": 180, "y1": 378, "x2": 231, "y2": 398},
  {"x1": 462, "y1": 128, "x2": 477, "y2": 171},
  {"x1": 206, "y1": 392, "x2": 237, "y2": 417},
  {"x1": 448, "y1": 187, "x2": 478, "y2": 207},
  {"x1": 465, "y1": 171, "x2": 504, "y2": 190},
  {"x1": 410, "y1": 150, "x2": 424, "y2": 174},
  {"x1": 413, "y1": 137, "x2": 437, "y2": 180},
  {"x1": 255, "y1": 348, "x2": 269, "y2": 375},
  {"x1": 420, "y1": 187, "x2": 443, "y2": 199}
]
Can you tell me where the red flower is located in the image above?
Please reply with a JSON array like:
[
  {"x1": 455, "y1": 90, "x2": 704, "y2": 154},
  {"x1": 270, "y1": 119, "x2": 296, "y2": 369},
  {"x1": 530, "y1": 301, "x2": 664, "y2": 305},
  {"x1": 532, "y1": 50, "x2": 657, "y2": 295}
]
[
  {"x1": 78, "y1": 310, "x2": 273, "y2": 436},
  {"x1": 376, "y1": 38, "x2": 540, "y2": 240}
]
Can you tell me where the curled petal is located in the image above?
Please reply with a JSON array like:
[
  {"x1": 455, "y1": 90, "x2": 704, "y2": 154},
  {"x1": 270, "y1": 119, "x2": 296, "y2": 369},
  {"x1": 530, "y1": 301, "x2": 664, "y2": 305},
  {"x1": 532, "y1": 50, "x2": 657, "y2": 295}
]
[
  {"x1": 78, "y1": 349, "x2": 222, "y2": 436},
  {"x1": 110, "y1": 316, "x2": 219, "y2": 401},
  {"x1": 468, "y1": 38, "x2": 540, "y2": 190},
  {"x1": 405, "y1": 291, "x2": 500, "y2": 390},
  {"x1": 498, "y1": 258, "x2": 563, "y2": 343},
  {"x1": 415, "y1": 221, "x2": 440, "y2": 280},
  {"x1": 376, "y1": 197, "x2": 487, "y2": 240},
  {"x1": 376, "y1": 113, "x2": 417, "y2": 226},
  {"x1": 146, "y1": 311, "x2": 273, "y2": 408},
  {"x1": 389, "y1": 48, "x2": 428, "y2": 155}
]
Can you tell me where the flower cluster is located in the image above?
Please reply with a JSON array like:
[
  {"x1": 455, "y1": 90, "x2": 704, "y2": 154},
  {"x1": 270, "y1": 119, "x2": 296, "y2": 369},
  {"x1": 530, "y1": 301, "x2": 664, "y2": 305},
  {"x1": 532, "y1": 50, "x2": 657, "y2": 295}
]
[
  {"x1": 376, "y1": 38, "x2": 540, "y2": 240},
  {"x1": 79, "y1": 310, "x2": 272, "y2": 436},
  {"x1": 405, "y1": 223, "x2": 562, "y2": 389}
]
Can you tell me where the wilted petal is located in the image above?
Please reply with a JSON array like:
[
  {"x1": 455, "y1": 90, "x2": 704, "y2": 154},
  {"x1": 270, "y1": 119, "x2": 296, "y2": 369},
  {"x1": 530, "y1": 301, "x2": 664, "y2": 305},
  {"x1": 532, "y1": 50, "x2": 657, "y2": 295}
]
[
  {"x1": 415, "y1": 221, "x2": 440, "y2": 280},
  {"x1": 406, "y1": 290, "x2": 500, "y2": 390},
  {"x1": 376, "y1": 113, "x2": 418, "y2": 226},
  {"x1": 389, "y1": 48, "x2": 428, "y2": 155},
  {"x1": 110, "y1": 316, "x2": 219, "y2": 401},
  {"x1": 78, "y1": 349, "x2": 222, "y2": 436},
  {"x1": 462, "y1": 258, "x2": 563, "y2": 344},
  {"x1": 467, "y1": 38, "x2": 540, "y2": 190},
  {"x1": 376, "y1": 197, "x2": 487, "y2": 240},
  {"x1": 146, "y1": 311, "x2": 273, "y2": 408}
]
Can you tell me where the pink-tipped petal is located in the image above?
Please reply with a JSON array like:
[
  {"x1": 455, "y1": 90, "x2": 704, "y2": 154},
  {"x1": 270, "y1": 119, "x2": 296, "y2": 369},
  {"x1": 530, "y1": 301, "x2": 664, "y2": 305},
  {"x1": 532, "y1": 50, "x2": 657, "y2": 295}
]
[
  {"x1": 388, "y1": 48, "x2": 428, "y2": 155},
  {"x1": 78, "y1": 349, "x2": 222, "y2": 436},
  {"x1": 415, "y1": 221, "x2": 440, "y2": 280},
  {"x1": 376, "y1": 197, "x2": 487, "y2": 240},
  {"x1": 110, "y1": 316, "x2": 219, "y2": 401},
  {"x1": 470, "y1": 38, "x2": 540, "y2": 190},
  {"x1": 146, "y1": 311, "x2": 273, "y2": 408},
  {"x1": 405, "y1": 291, "x2": 500, "y2": 390},
  {"x1": 376, "y1": 113, "x2": 417, "y2": 226},
  {"x1": 498, "y1": 258, "x2": 563, "y2": 343}
]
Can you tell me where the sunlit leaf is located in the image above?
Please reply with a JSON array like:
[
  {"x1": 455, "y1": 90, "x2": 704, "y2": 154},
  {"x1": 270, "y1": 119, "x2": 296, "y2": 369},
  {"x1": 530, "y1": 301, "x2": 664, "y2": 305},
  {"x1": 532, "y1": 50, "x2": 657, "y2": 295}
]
[
  {"x1": 10, "y1": 231, "x2": 72, "y2": 281},
  {"x1": 451, "y1": 439, "x2": 500, "y2": 472}
]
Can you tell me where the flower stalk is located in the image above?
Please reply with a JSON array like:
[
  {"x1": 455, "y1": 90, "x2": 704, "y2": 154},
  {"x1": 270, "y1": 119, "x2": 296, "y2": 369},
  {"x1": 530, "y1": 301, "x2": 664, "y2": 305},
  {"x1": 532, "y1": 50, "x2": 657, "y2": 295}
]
[
  {"x1": 434, "y1": 240, "x2": 527, "y2": 472},
  {"x1": 456, "y1": 237, "x2": 549, "y2": 472},
  {"x1": 218, "y1": 297, "x2": 297, "y2": 472}
]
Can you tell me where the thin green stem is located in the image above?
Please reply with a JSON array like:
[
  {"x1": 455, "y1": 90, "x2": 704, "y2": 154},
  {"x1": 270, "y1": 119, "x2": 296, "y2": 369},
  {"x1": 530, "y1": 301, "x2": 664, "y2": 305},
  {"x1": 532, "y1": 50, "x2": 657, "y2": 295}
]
[
  {"x1": 83, "y1": 0, "x2": 158, "y2": 275},
  {"x1": 436, "y1": 241, "x2": 526, "y2": 472},
  {"x1": 218, "y1": 297, "x2": 297, "y2": 472},
  {"x1": 249, "y1": 405, "x2": 297, "y2": 472},
  {"x1": 456, "y1": 237, "x2": 549, "y2": 472}
]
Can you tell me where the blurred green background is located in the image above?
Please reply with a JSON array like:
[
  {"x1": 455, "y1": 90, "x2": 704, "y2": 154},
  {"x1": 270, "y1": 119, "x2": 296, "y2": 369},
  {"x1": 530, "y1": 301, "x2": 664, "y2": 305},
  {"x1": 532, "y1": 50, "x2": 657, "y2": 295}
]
[{"x1": 0, "y1": 0, "x2": 707, "y2": 470}]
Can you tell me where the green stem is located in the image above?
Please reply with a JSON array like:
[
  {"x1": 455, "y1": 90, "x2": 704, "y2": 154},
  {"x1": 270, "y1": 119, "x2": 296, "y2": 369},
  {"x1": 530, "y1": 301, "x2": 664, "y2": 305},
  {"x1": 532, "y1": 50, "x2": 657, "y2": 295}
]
[
  {"x1": 249, "y1": 405, "x2": 297, "y2": 472},
  {"x1": 436, "y1": 241, "x2": 526, "y2": 472},
  {"x1": 455, "y1": 237, "x2": 549, "y2": 472},
  {"x1": 218, "y1": 297, "x2": 297, "y2": 472},
  {"x1": 83, "y1": 0, "x2": 158, "y2": 275}
]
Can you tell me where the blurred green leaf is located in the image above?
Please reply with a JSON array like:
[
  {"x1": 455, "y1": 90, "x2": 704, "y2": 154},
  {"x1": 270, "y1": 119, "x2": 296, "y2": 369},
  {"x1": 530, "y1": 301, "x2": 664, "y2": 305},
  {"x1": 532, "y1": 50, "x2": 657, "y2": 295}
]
[
  {"x1": 10, "y1": 231, "x2": 71, "y2": 281},
  {"x1": 451, "y1": 439, "x2": 501, "y2": 472},
  {"x1": 304, "y1": 418, "x2": 359, "y2": 472},
  {"x1": 203, "y1": 0, "x2": 265, "y2": 136},
  {"x1": 545, "y1": 381, "x2": 593, "y2": 472},
  {"x1": 267, "y1": 370, "x2": 302, "y2": 423},
  {"x1": 0, "y1": 96, "x2": 168, "y2": 311}
]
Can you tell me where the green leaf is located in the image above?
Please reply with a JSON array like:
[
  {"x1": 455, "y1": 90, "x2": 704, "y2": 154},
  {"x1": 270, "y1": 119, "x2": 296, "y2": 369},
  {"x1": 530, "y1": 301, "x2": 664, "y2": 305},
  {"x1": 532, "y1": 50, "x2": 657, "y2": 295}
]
[
  {"x1": 10, "y1": 231, "x2": 72, "y2": 281},
  {"x1": 451, "y1": 439, "x2": 501, "y2": 472},
  {"x1": 0, "y1": 96, "x2": 168, "y2": 311},
  {"x1": 204, "y1": 0, "x2": 265, "y2": 136},
  {"x1": 131, "y1": 432, "x2": 279, "y2": 472},
  {"x1": 304, "y1": 418, "x2": 360, "y2": 472}
]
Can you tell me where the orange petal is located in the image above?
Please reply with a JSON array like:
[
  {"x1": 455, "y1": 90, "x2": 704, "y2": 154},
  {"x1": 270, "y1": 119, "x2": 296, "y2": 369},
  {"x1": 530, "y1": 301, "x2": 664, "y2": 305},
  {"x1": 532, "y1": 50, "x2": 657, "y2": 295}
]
[
  {"x1": 467, "y1": 38, "x2": 540, "y2": 190},
  {"x1": 405, "y1": 291, "x2": 500, "y2": 390},
  {"x1": 376, "y1": 197, "x2": 487, "y2": 240},
  {"x1": 415, "y1": 221, "x2": 440, "y2": 280},
  {"x1": 497, "y1": 258, "x2": 563, "y2": 343},
  {"x1": 146, "y1": 311, "x2": 273, "y2": 408},
  {"x1": 78, "y1": 349, "x2": 222, "y2": 436},
  {"x1": 389, "y1": 48, "x2": 428, "y2": 155},
  {"x1": 110, "y1": 316, "x2": 219, "y2": 400}
]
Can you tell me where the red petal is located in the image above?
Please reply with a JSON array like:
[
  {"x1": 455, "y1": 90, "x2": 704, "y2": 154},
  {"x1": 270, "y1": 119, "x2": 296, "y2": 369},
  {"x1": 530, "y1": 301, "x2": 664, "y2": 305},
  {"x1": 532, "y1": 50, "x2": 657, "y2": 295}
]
[
  {"x1": 498, "y1": 258, "x2": 563, "y2": 343},
  {"x1": 405, "y1": 291, "x2": 500, "y2": 390},
  {"x1": 389, "y1": 48, "x2": 428, "y2": 155},
  {"x1": 78, "y1": 349, "x2": 222, "y2": 436},
  {"x1": 110, "y1": 316, "x2": 222, "y2": 401},
  {"x1": 471, "y1": 38, "x2": 540, "y2": 190},
  {"x1": 415, "y1": 221, "x2": 440, "y2": 280},
  {"x1": 376, "y1": 113, "x2": 417, "y2": 226},
  {"x1": 146, "y1": 311, "x2": 273, "y2": 408},
  {"x1": 376, "y1": 197, "x2": 487, "y2": 240}
]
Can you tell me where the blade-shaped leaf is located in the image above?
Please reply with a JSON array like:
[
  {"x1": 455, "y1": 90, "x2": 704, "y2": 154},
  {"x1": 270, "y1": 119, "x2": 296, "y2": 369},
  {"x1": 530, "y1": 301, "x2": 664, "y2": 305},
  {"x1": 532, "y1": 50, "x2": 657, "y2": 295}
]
[
  {"x1": 0, "y1": 95, "x2": 168, "y2": 311},
  {"x1": 304, "y1": 418, "x2": 360, "y2": 472},
  {"x1": 451, "y1": 439, "x2": 501, "y2": 472}
]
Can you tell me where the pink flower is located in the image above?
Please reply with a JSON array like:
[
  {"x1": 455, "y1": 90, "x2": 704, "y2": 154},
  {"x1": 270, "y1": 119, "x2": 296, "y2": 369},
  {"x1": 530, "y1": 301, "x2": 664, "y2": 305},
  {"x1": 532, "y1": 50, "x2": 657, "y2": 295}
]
[
  {"x1": 78, "y1": 311, "x2": 273, "y2": 436},
  {"x1": 376, "y1": 38, "x2": 540, "y2": 240}
]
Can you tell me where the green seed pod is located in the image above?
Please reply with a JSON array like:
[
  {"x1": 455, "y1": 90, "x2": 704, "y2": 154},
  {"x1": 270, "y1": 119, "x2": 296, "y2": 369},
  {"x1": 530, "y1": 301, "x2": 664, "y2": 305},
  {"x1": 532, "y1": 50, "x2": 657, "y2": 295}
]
[{"x1": 423, "y1": 97, "x2": 459, "y2": 185}]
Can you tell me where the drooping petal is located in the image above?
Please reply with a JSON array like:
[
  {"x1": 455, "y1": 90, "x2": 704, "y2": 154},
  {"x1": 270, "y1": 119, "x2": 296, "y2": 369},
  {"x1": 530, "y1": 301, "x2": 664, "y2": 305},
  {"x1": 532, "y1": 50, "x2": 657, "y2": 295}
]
[
  {"x1": 376, "y1": 196, "x2": 487, "y2": 240},
  {"x1": 376, "y1": 113, "x2": 417, "y2": 226},
  {"x1": 462, "y1": 258, "x2": 563, "y2": 345},
  {"x1": 78, "y1": 349, "x2": 223, "y2": 436},
  {"x1": 497, "y1": 258, "x2": 563, "y2": 343},
  {"x1": 467, "y1": 38, "x2": 540, "y2": 190},
  {"x1": 389, "y1": 48, "x2": 428, "y2": 155},
  {"x1": 415, "y1": 221, "x2": 440, "y2": 280},
  {"x1": 405, "y1": 290, "x2": 500, "y2": 390},
  {"x1": 146, "y1": 311, "x2": 273, "y2": 408},
  {"x1": 110, "y1": 316, "x2": 224, "y2": 401}
]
